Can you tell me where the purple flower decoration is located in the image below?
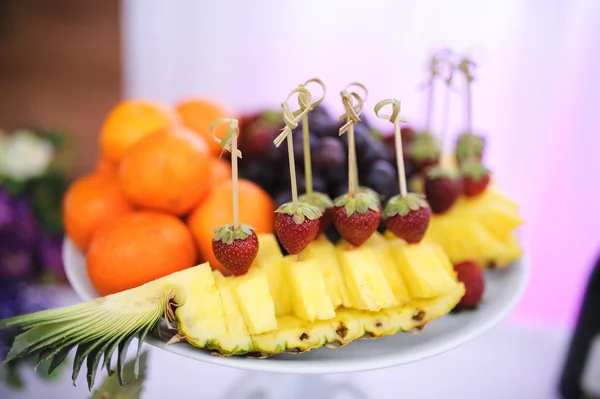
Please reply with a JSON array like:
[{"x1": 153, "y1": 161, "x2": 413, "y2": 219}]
[
  {"x1": 40, "y1": 234, "x2": 65, "y2": 278},
  {"x1": 0, "y1": 247, "x2": 34, "y2": 280},
  {"x1": 0, "y1": 188, "x2": 15, "y2": 231}
]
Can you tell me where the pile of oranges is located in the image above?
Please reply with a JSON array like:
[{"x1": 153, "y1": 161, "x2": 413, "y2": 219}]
[{"x1": 64, "y1": 99, "x2": 275, "y2": 296}]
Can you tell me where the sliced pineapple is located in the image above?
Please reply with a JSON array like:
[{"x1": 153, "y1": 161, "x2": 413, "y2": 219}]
[
  {"x1": 286, "y1": 258, "x2": 335, "y2": 321},
  {"x1": 389, "y1": 243, "x2": 457, "y2": 299},
  {"x1": 212, "y1": 271, "x2": 253, "y2": 353},
  {"x1": 336, "y1": 246, "x2": 397, "y2": 311},
  {"x1": 0, "y1": 234, "x2": 467, "y2": 389},
  {"x1": 303, "y1": 237, "x2": 351, "y2": 309},
  {"x1": 173, "y1": 265, "x2": 230, "y2": 350},
  {"x1": 255, "y1": 241, "x2": 292, "y2": 316},
  {"x1": 252, "y1": 282, "x2": 465, "y2": 355},
  {"x1": 229, "y1": 267, "x2": 277, "y2": 335},
  {"x1": 367, "y1": 237, "x2": 411, "y2": 305}
]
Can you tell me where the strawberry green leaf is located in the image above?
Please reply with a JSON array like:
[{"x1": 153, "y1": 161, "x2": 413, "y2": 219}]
[
  {"x1": 383, "y1": 193, "x2": 429, "y2": 218},
  {"x1": 426, "y1": 166, "x2": 459, "y2": 180},
  {"x1": 456, "y1": 132, "x2": 485, "y2": 159},
  {"x1": 213, "y1": 225, "x2": 255, "y2": 244},
  {"x1": 408, "y1": 133, "x2": 440, "y2": 161},
  {"x1": 334, "y1": 193, "x2": 380, "y2": 217},
  {"x1": 299, "y1": 192, "x2": 333, "y2": 212},
  {"x1": 460, "y1": 160, "x2": 490, "y2": 181},
  {"x1": 276, "y1": 202, "x2": 322, "y2": 225}
]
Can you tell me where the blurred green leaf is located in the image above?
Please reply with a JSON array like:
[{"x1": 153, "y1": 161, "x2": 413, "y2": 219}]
[{"x1": 90, "y1": 351, "x2": 149, "y2": 399}]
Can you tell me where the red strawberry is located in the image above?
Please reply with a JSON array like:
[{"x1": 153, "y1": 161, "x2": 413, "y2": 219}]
[
  {"x1": 383, "y1": 193, "x2": 431, "y2": 243},
  {"x1": 461, "y1": 160, "x2": 491, "y2": 197},
  {"x1": 299, "y1": 192, "x2": 334, "y2": 237},
  {"x1": 453, "y1": 260, "x2": 485, "y2": 309},
  {"x1": 408, "y1": 132, "x2": 440, "y2": 174},
  {"x1": 333, "y1": 192, "x2": 381, "y2": 246},
  {"x1": 212, "y1": 224, "x2": 259, "y2": 276},
  {"x1": 275, "y1": 202, "x2": 322, "y2": 254},
  {"x1": 424, "y1": 167, "x2": 462, "y2": 214}
]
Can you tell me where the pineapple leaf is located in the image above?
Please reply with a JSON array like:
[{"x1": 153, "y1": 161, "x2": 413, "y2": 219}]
[
  {"x1": 49, "y1": 345, "x2": 75, "y2": 375},
  {"x1": 1, "y1": 290, "x2": 168, "y2": 390},
  {"x1": 90, "y1": 351, "x2": 148, "y2": 399},
  {"x1": 117, "y1": 334, "x2": 136, "y2": 387}
]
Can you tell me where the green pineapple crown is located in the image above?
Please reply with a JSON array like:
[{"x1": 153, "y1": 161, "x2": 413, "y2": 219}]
[
  {"x1": 383, "y1": 193, "x2": 429, "y2": 218},
  {"x1": 213, "y1": 224, "x2": 255, "y2": 245},
  {"x1": 275, "y1": 202, "x2": 322, "y2": 224},
  {"x1": 334, "y1": 192, "x2": 380, "y2": 217}
]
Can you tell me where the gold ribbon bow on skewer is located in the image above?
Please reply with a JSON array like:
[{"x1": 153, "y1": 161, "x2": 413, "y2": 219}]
[
  {"x1": 273, "y1": 87, "x2": 313, "y2": 148},
  {"x1": 211, "y1": 118, "x2": 242, "y2": 158},
  {"x1": 458, "y1": 56, "x2": 476, "y2": 83},
  {"x1": 338, "y1": 90, "x2": 363, "y2": 136},
  {"x1": 373, "y1": 99, "x2": 407, "y2": 125},
  {"x1": 297, "y1": 77, "x2": 327, "y2": 113}
]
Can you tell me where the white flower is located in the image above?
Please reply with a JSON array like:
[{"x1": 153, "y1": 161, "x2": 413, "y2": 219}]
[{"x1": 0, "y1": 129, "x2": 54, "y2": 181}]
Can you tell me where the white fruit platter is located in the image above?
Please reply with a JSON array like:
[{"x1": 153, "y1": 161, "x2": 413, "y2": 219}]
[{"x1": 63, "y1": 238, "x2": 528, "y2": 375}]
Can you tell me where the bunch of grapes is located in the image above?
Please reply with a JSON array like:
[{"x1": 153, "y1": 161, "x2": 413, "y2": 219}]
[{"x1": 238, "y1": 106, "x2": 412, "y2": 207}]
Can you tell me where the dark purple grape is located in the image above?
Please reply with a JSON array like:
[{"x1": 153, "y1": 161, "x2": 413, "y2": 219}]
[
  {"x1": 40, "y1": 234, "x2": 65, "y2": 278},
  {"x1": 358, "y1": 138, "x2": 395, "y2": 169},
  {"x1": 314, "y1": 138, "x2": 345, "y2": 171},
  {"x1": 331, "y1": 183, "x2": 349, "y2": 200},
  {"x1": 274, "y1": 191, "x2": 293, "y2": 207},
  {"x1": 241, "y1": 158, "x2": 278, "y2": 191},
  {"x1": 292, "y1": 131, "x2": 320, "y2": 161},
  {"x1": 13, "y1": 197, "x2": 40, "y2": 249},
  {"x1": 310, "y1": 174, "x2": 328, "y2": 193},
  {"x1": 264, "y1": 143, "x2": 285, "y2": 166},
  {"x1": 366, "y1": 160, "x2": 399, "y2": 201}
]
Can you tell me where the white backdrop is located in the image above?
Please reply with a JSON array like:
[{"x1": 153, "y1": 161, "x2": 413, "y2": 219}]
[{"x1": 121, "y1": 0, "x2": 600, "y2": 326}]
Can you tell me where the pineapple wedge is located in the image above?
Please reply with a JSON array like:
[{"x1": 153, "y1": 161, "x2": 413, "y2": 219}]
[
  {"x1": 336, "y1": 246, "x2": 397, "y2": 311},
  {"x1": 255, "y1": 234, "x2": 291, "y2": 316},
  {"x1": 0, "y1": 234, "x2": 466, "y2": 390},
  {"x1": 286, "y1": 257, "x2": 335, "y2": 321},
  {"x1": 389, "y1": 242, "x2": 457, "y2": 299},
  {"x1": 229, "y1": 267, "x2": 277, "y2": 335},
  {"x1": 212, "y1": 271, "x2": 253, "y2": 353},
  {"x1": 303, "y1": 237, "x2": 351, "y2": 309}
]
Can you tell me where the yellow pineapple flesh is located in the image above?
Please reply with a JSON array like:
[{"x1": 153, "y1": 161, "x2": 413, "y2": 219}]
[
  {"x1": 1, "y1": 233, "x2": 468, "y2": 387},
  {"x1": 303, "y1": 237, "x2": 351, "y2": 308},
  {"x1": 229, "y1": 267, "x2": 277, "y2": 335},
  {"x1": 390, "y1": 242, "x2": 457, "y2": 299},
  {"x1": 336, "y1": 245, "x2": 397, "y2": 311},
  {"x1": 255, "y1": 234, "x2": 292, "y2": 316},
  {"x1": 286, "y1": 257, "x2": 336, "y2": 321}
]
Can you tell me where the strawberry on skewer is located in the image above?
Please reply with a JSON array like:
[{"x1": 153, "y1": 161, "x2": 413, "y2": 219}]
[
  {"x1": 456, "y1": 56, "x2": 492, "y2": 198},
  {"x1": 333, "y1": 89, "x2": 381, "y2": 247},
  {"x1": 273, "y1": 87, "x2": 322, "y2": 255},
  {"x1": 210, "y1": 119, "x2": 258, "y2": 276},
  {"x1": 375, "y1": 98, "x2": 431, "y2": 244},
  {"x1": 295, "y1": 77, "x2": 335, "y2": 237}
]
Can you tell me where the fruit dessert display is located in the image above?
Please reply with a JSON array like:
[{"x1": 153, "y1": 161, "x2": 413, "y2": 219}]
[
  {"x1": 0, "y1": 83, "x2": 467, "y2": 390},
  {"x1": 393, "y1": 52, "x2": 524, "y2": 269}
]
